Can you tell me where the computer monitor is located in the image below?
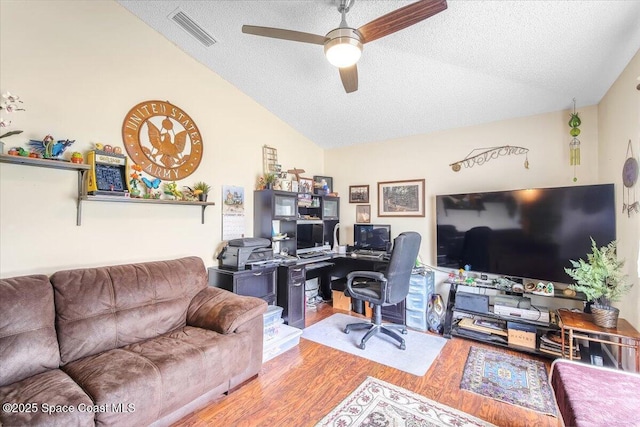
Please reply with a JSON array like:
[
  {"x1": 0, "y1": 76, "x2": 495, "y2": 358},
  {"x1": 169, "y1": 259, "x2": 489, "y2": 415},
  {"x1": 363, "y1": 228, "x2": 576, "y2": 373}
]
[
  {"x1": 354, "y1": 224, "x2": 391, "y2": 252},
  {"x1": 296, "y1": 221, "x2": 329, "y2": 255}
]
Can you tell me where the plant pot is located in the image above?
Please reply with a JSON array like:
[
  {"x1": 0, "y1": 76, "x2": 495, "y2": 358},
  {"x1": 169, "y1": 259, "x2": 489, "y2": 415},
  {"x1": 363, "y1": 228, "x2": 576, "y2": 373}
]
[
  {"x1": 198, "y1": 193, "x2": 208, "y2": 202},
  {"x1": 591, "y1": 305, "x2": 619, "y2": 328}
]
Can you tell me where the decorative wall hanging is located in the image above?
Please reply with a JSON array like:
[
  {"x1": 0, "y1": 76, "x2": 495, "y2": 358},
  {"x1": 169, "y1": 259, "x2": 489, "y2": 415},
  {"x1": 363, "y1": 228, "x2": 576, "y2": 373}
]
[
  {"x1": 378, "y1": 179, "x2": 425, "y2": 217},
  {"x1": 122, "y1": 100, "x2": 202, "y2": 180},
  {"x1": 568, "y1": 98, "x2": 581, "y2": 182},
  {"x1": 622, "y1": 139, "x2": 638, "y2": 217},
  {"x1": 449, "y1": 146, "x2": 529, "y2": 172},
  {"x1": 263, "y1": 145, "x2": 279, "y2": 174}
]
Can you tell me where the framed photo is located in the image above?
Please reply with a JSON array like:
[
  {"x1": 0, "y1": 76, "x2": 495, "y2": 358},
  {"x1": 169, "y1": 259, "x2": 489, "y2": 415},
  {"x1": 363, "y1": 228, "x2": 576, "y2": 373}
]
[
  {"x1": 313, "y1": 175, "x2": 333, "y2": 194},
  {"x1": 378, "y1": 179, "x2": 425, "y2": 217},
  {"x1": 298, "y1": 177, "x2": 314, "y2": 194},
  {"x1": 356, "y1": 205, "x2": 371, "y2": 223},
  {"x1": 349, "y1": 185, "x2": 369, "y2": 203}
]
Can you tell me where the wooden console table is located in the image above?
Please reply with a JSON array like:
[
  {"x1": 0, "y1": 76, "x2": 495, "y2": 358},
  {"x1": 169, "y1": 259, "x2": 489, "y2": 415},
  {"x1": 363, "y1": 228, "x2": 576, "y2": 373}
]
[{"x1": 558, "y1": 309, "x2": 640, "y2": 371}]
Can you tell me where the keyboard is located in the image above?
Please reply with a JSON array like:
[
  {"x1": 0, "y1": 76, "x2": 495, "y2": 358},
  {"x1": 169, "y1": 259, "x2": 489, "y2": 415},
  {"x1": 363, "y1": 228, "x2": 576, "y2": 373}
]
[
  {"x1": 353, "y1": 249, "x2": 386, "y2": 257},
  {"x1": 298, "y1": 252, "x2": 329, "y2": 259}
]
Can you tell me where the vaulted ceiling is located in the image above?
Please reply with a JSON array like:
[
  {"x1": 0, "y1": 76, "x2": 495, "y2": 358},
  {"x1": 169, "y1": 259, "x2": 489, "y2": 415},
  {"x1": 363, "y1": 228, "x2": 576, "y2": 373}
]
[{"x1": 118, "y1": 0, "x2": 640, "y2": 149}]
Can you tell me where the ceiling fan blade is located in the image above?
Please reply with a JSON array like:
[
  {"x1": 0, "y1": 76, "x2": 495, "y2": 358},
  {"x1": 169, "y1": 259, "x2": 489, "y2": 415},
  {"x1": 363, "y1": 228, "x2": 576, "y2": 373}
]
[
  {"x1": 357, "y1": 0, "x2": 447, "y2": 44},
  {"x1": 242, "y1": 25, "x2": 327, "y2": 45},
  {"x1": 339, "y1": 65, "x2": 358, "y2": 93}
]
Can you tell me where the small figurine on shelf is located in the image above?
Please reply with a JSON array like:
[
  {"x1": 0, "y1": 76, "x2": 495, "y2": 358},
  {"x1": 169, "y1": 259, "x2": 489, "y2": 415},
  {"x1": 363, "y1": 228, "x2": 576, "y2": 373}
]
[
  {"x1": 28, "y1": 135, "x2": 75, "y2": 159},
  {"x1": 129, "y1": 164, "x2": 142, "y2": 198},
  {"x1": 70, "y1": 152, "x2": 83, "y2": 164},
  {"x1": 163, "y1": 181, "x2": 183, "y2": 200},
  {"x1": 141, "y1": 176, "x2": 162, "y2": 199}
]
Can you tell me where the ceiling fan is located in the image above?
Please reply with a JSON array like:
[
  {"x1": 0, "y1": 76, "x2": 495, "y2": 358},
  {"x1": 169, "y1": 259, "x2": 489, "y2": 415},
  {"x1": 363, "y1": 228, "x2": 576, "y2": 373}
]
[{"x1": 242, "y1": 0, "x2": 447, "y2": 93}]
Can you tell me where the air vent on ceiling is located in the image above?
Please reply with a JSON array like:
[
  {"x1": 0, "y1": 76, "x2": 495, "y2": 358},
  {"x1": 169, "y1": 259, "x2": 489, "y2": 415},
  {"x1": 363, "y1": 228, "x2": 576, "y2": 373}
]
[{"x1": 169, "y1": 9, "x2": 217, "y2": 47}]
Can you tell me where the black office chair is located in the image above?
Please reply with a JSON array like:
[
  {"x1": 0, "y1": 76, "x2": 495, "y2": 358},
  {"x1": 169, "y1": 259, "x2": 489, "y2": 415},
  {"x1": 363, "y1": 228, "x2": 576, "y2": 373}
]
[{"x1": 344, "y1": 231, "x2": 421, "y2": 350}]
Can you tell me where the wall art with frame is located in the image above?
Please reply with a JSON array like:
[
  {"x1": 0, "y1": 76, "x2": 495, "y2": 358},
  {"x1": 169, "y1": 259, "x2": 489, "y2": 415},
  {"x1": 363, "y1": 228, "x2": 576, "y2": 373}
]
[
  {"x1": 298, "y1": 177, "x2": 314, "y2": 194},
  {"x1": 378, "y1": 179, "x2": 425, "y2": 217},
  {"x1": 356, "y1": 205, "x2": 371, "y2": 223},
  {"x1": 349, "y1": 185, "x2": 369, "y2": 203}
]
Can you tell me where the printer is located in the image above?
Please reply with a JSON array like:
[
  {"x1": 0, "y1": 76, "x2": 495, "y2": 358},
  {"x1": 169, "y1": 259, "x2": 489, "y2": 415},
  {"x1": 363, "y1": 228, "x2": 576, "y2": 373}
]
[{"x1": 217, "y1": 237, "x2": 273, "y2": 270}]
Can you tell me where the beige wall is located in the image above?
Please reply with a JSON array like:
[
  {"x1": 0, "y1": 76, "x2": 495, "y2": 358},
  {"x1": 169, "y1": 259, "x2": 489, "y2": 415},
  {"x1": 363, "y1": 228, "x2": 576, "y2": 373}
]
[
  {"x1": 597, "y1": 49, "x2": 640, "y2": 329},
  {"x1": 1, "y1": 1, "x2": 638, "y2": 333},
  {"x1": 0, "y1": 0, "x2": 323, "y2": 276}
]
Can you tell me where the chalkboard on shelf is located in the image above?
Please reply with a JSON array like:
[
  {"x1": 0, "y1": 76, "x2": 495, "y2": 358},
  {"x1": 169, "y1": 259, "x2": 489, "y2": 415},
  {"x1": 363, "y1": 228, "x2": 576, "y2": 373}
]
[{"x1": 87, "y1": 150, "x2": 130, "y2": 196}]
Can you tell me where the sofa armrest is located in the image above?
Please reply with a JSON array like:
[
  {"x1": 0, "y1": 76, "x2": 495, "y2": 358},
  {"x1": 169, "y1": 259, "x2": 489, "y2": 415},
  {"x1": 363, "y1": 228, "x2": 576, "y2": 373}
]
[{"x1": 187, "y1": 287, "x2": 267, "y2": 334}]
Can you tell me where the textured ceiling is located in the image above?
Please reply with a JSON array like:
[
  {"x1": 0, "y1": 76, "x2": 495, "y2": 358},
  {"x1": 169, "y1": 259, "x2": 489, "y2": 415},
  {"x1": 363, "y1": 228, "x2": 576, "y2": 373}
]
[{"x1": 118, "y1": 0, "x2": 640, "y2": 149}]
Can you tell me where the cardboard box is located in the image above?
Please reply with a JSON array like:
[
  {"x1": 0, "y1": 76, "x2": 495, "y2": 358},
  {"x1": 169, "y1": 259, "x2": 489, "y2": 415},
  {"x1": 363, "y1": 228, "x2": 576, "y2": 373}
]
[
  {"x1": 508, "y1": 328, "x2": 536, "y2": 349},
  {"x1": 332, "y1": 290, "x2": 351, "y2": 311}
]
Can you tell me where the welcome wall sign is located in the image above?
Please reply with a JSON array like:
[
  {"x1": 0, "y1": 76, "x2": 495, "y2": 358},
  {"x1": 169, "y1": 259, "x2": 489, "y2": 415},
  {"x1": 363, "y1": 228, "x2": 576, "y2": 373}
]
[{"x1": 122, "y1": 100, "x2": 203, "y2": 180}]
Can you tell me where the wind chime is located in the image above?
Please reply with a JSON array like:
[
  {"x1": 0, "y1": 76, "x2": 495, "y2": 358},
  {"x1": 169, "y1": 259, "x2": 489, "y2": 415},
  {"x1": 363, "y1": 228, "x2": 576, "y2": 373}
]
[{"x1": 568, "y1": 98, "x2": 581, "y2": 182}]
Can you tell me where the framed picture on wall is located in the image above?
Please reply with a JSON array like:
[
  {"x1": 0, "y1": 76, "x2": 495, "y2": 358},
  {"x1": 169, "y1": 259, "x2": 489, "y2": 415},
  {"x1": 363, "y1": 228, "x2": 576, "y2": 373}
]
[
  {"x1": 298, "y1": 177, "x2": 314, "y2": 193},
  {"x1": 378, "y1": 179, "x2": 425, "y2": 217},
  {"x1": 313, "y1": 175, "x2": 333, "y2": 194},
  {"x1": 349, "y1": 185, "x2": 369, "y2": 203},
  {"x1": 356, "y1": 205, "x2": 371, "y2": 223}
]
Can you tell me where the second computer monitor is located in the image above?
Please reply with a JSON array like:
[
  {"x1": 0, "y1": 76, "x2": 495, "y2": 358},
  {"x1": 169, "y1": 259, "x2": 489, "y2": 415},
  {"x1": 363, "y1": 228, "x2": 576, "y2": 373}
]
[{"x1": 354, "y1": 224, "x2": 392, "y2": 252}]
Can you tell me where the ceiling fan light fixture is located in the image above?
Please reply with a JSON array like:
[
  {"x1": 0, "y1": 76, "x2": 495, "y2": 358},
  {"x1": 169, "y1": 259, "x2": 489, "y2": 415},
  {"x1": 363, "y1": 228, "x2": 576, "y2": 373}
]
[{"x1": 324, "y1": 28, "x2": 362, "y2": 68}]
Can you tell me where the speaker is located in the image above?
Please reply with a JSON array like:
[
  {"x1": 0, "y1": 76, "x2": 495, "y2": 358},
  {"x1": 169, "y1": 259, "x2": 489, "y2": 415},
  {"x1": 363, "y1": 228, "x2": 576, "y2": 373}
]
[{"x1": 454, "y1": 292, "x2": 489, "y2": 313}]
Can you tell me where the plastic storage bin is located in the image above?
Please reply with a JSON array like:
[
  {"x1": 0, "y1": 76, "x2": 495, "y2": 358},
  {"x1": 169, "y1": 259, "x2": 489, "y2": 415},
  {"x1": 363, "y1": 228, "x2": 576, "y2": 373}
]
[
  {"x1": 263, "y1": 324, "x2": 303, "y2": 362},
  {"x1": 263, "y1": 305, "x2": 284, "y2": 327},
  {"x1": 263, "y1": 305, "x2": 284, "y2": 342}
]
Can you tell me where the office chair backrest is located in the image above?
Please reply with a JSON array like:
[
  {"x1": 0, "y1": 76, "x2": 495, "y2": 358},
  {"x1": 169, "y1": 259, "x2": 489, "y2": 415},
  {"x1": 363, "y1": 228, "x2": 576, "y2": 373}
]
[{"x1": 385, "y1": 232, "x2": 421, "y2": 304}]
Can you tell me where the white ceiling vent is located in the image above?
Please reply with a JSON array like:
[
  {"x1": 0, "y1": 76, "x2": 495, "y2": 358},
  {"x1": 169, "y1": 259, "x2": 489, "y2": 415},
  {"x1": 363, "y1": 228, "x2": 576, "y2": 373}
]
[{"x1": 169, "y1": 9, "x2": 216, "y2": 47}]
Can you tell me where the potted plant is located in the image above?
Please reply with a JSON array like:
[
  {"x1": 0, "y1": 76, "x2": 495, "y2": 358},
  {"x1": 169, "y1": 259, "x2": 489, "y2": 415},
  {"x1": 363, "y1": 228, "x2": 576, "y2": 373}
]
[
  {"x1": 193, "y1": 181, "x2": 211, "y2": 202},
  {"x1": 564, "y1": 238, "x2": 631, "y2": 328},
  {"x1": 263, "y1": 173, "x2": 277, "y2": 189}
]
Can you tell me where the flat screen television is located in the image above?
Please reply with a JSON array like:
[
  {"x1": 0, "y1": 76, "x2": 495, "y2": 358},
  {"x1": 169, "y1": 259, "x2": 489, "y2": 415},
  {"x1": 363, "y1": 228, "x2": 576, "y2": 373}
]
[
  {"x1": 354, "y1": 224, "x2": 392, "y2": 252},
  {"x1": 296, "y1": 221, "x2": 329, "y2": 255},
  {"x1": 436, "y1": 184, "x2": 616, "y2": 284}
]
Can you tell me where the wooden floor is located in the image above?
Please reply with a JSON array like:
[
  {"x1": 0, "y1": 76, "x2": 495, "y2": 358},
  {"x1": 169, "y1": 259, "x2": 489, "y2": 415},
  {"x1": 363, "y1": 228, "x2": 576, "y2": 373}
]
[{"x1": 175, "y1": 303, "x2": 562, "y2": 427}]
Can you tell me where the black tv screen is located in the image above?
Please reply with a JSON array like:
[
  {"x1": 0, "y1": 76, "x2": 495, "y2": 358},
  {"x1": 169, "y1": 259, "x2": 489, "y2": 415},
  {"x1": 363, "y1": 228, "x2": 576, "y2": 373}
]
[{"x1": 436, "y1": 184, "x2": 616, "y2": 284}]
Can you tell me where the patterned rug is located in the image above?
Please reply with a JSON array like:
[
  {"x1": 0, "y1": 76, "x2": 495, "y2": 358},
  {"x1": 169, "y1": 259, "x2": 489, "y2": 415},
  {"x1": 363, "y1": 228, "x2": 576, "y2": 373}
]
[
  {"x1": 316, "y1": 376, "x2": 496, "y2": 427},
  {"x1": 460, "y1": 346, "x2": 557, "y2": 416}
]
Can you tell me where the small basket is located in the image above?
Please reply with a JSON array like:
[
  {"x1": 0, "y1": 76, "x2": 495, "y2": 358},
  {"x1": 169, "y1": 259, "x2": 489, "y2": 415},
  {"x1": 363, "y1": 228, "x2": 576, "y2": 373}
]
[{"x1": 591, "y1": 305, "x2": 619, "y2": 329}]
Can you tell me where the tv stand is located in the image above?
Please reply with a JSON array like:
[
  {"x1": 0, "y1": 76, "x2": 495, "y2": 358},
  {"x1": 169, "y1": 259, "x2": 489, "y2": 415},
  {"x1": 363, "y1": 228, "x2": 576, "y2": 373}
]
[{"x1": 443, "y1": 280, "x2": 585, "y2": 358}]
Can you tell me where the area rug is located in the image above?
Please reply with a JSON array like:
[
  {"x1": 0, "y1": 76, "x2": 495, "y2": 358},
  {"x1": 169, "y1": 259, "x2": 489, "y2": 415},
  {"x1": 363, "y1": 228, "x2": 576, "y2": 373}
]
[
  {"x1": 460, "y1": 346, "x2": 557, "y2": 416},
  {"x1": 316, "y1": 376, "x2": 496, "y2": 427},
  {"x1": 302, "y1": 313, "x2": 447, "y2": 376}
]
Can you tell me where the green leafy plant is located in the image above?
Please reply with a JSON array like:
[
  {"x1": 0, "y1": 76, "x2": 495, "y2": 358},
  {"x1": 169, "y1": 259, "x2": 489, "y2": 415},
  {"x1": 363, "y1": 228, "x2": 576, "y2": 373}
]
[
  {"x1": 193, "y1": 181, "x2": 211, "y2": 195},
  {"x1": 263, "y1": 173, "x2": 277, "y2": 185},
  {"x1": 564, "y1": 238, "x2": 631, "y2": 308}
]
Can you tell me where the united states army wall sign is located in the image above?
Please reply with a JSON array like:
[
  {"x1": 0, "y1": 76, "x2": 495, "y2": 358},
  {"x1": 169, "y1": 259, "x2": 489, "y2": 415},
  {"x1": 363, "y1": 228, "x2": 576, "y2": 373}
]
[{"x1": 122, "y1": 100, "x2": 203, "y2": 180}]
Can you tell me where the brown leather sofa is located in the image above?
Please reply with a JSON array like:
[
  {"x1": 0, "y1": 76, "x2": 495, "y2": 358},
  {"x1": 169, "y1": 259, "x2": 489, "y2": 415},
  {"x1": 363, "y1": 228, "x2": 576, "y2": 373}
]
[{"x1": 0, "y1": 256, "x2": 267, "y2": 426}]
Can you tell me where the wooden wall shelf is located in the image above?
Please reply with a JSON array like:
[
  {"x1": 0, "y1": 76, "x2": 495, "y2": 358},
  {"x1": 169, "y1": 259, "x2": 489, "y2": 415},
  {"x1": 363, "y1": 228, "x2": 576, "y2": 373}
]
[
  {"x1": 1, "y1": 154, "x2": 215, "y2": 225},
  {"x1": 79, "y1": 196, "x2": 215, "y2": 225}
]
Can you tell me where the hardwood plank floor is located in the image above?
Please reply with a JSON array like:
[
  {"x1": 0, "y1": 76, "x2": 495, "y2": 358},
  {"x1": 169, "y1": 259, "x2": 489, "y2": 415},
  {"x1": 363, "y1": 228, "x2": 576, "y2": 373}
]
[{"x1": 175, "y1": 304, "x2": 562, "y2": 427}]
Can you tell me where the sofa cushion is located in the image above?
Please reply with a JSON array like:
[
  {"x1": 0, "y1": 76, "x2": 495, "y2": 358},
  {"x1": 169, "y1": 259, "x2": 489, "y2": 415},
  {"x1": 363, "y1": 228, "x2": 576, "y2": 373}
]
[
  {"x1": 50, "y1": 256, "x2": 207, "y2": 364},
  {"x1": 0, "y1": 368, "x2": 94, "y2": 427},
  {"x1": 62, "y1": 325, "x2": 251, "y2": 426},
  {"x1": 0, "y1": 275, "x2": 61, "y2": 386}
]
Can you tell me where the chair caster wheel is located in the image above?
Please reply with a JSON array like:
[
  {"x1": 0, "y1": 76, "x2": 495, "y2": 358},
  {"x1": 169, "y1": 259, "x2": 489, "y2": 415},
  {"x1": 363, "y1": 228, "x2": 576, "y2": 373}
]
[
  {"x1": 359, "y1": 343, "x2": 366, "y2": 350},
  {"x1": 344, "y1": 328, "x2": 350, "y2": 334},
  {"x1": 400, "y1": 343, "x2": 406, "y2": 350},
  {"x1": 401, "y1": 329, "x2": 408, "y2": 334}
]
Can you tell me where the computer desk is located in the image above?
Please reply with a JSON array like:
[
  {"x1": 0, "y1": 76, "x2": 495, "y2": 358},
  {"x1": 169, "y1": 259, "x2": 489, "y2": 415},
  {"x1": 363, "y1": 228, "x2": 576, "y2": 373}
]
[
  {"x1": 277, "y1": 254, "x2": 393, "y2": 329},
  {"x1": 209, "y1": 253, "x2": 393, "y2": 329}
]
